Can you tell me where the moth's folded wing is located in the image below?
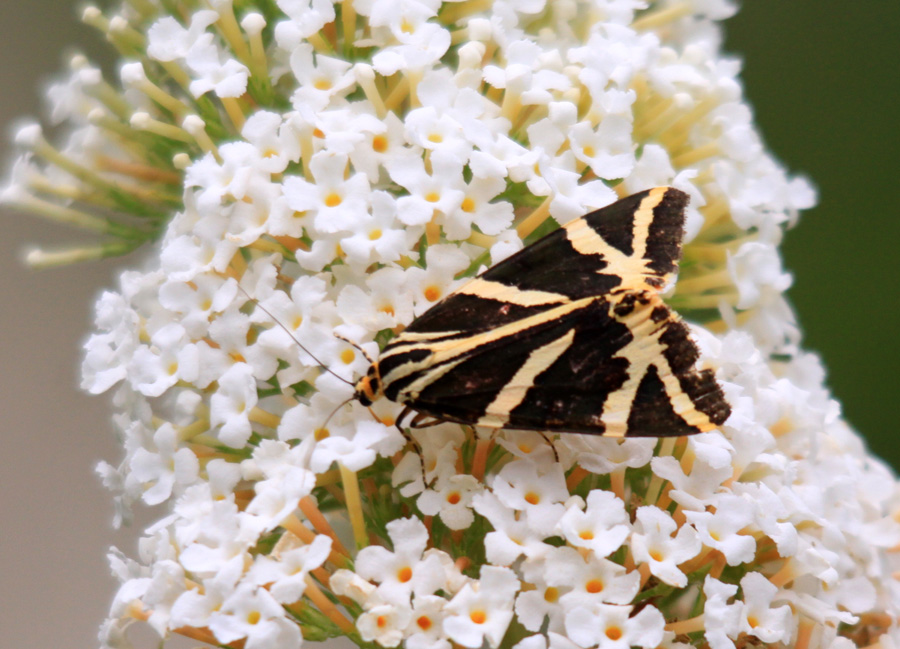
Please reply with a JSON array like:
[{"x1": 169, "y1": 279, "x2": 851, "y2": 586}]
[
  {"x1": 403, "y1": 294, "x2": 729, "y2": 437},
  {"x1": 406, "y1": 187, "x2": 689, "y2": 338}
]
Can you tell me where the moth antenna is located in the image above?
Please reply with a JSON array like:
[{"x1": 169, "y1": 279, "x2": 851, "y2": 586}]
[
  {"x1": 321, "y1": 396, "x2": 356, "y2": 431},
  {"x1": 334, "y1": 332, "x2": 375, "y2": 365},
  {"x1": 235, "y1": 285, "x2": 355, "y2": 387}
]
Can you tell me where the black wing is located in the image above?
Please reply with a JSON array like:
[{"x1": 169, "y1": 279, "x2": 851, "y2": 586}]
[
  {"x1": 380, "y1": 291, "x2": 729, "y2": 437},
  {"x1": 405, "y1": 186, "x2": 689, "y2": 335}
]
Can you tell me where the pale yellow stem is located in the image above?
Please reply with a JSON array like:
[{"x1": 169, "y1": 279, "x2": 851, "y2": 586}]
[
  {"x1": 249, "y1": 407, "x2": 281, "y2": 429},
  {"x1": 94, "y1": 156, "x2": 182, "y2": 184},
  {"x1": 768, "y1": 560, "x2": 797, "y2": 588},
  {"x1": 384, "y1": 76, "x2": 411, "y2": 113},
  {"x1": 672, "y1": 142, "x2": 720, "y2": 168},
  {"x1": 631, "y1": 2, "x2": 692, "y2": 31},
  {"x1": 471, "y1": 438, "x2": 492, "y2": 482},
  {"x1": 466, "y1": 229, "x2": 496, "y2": 249},
  {"x1": 645, "y1": 437, "x2": 676, "y2": 503},
  {"x1": 341, "y1": 0, "x2": 356, "y2": 53},
  {"x1": 609, "y1": 468, "x2": 626, "y2": 502},
  {"x1": 340, "y1": 464, "x2": 368, "y2": 549},
  {"x1": 212, "y1": 0, "x2": 251, "y2": 64},
  {"x1": 221, "y1": 97, "x2": 246, "y2": 132},
  {"x1": 665, "y1": 614, "x2": 706, "y2": 636},
  {"x1": 303, "y1": 577, "x2": 357, "y2": 635},
  {"x1": 515, "y1": 197, "x2": 552, "y2": 238},
  {"x1": 298, "y1": 497, "x2": 352, "y2": 557}
]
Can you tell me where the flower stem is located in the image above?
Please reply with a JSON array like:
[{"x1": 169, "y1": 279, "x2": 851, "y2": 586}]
[{"x1": 339, "y1": 464, "x2": 368, "y2": 549}]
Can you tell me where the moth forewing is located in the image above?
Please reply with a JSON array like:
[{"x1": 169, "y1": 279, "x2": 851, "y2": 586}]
[{"x1": 358, "y1": 186, "x2": 730, "y2": 438}]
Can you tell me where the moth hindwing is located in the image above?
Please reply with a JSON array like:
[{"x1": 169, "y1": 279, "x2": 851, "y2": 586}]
[{"x1": 352, "y1": 186, "x2": 730, "y2": 437}]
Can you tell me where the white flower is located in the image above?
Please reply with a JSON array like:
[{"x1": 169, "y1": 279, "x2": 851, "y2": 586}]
[
  {"x1": 355, "y1": 517, "x2": 448, "y2": 605},
  {"x1": 630, "y1": 506, "x2": 701, "y2": 587},
  {"x1": 209, "y1": 362, "x2": 259, "y2": 447},
  {"x1": 129, "y1": 423, "x2": 200, "y2": 505},
  {"x1": 736, "y1": 572, "x2": 794, "y2": 644},
  {"x1": 558, "y1": 491, "x2": 630, "y2": 558},
  {"x1": 418, "y1": 474, "x2": 482, "y2": 530},
  {"x1": 185, "y1": 43, "x2": 251, "y2": 98},
  {"x1": 565, "y1": 604, "x2": 665, "y2": 649},
  {"x1": 358, "y1": 603, "x2": 414, "y2": 647},
  {"x1": 491, "y1": 459, "x2": 569, "y2": 536},
  {"x1": 443, "y1": 566, "x2": 520, "y2": 648},
  {"x1": 283, "y1": 152, "x2": 373, "y2": 234},
  {"x1": 208, "y1": 583, "x2": 302, "y2": 649},
  {"x1": 684, "y1": 493, "x2": 757, "y2": 566}
]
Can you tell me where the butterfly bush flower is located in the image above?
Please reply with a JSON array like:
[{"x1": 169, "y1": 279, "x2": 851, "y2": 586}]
[{"x1": 6, "y1": 1, "x2": 900, "y2": 649}]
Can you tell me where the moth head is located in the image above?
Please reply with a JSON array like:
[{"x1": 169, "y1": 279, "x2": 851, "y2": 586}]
[{"x1": 354, "y1": 365, "x2": 383, "y2": 407}]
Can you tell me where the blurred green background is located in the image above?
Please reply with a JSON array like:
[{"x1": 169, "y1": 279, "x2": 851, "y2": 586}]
[{"x1": 727, "y1": 2, "x2": 900, "y2": 469}]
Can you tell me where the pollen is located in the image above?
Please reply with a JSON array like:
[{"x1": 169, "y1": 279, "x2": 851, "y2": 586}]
[
  {"x1": 400, "y1": 18, "x2": 415, "y2": 33},
  {"x1": 425, "y1": 191, "x2": 440, "y2": 203},
  {"x1": 376, "y1": 615, "x2": 388, "y2": 628},
  {"x1": 582, "y1": 145, "x2": 595, "y2": 157},
  {"x1": 524, "y1": 491, "x2": 540, "y2": 505},
  {"x1": 246, "y1": 611, "x2": 261, "y2": 625},
  {"x1": 200, "y1": 298, "x2": 212, "y2": 311},
  {"x1": 292, "y1": 315, "x2": 303, "y2": 329},
  {"x1": 379, "y1": 304, "x2": 395, "y2": 316},
  {"x1": 417, "y1": 616, "x2": 432, "y2": 631},
  {"x1": 461, "y1": 197, "x2": 476, "y2": 212},
  {"x1": 368, "y1": 228, "x2": 382, "y2": 240},
  {"x1": 340, "y1": 348, "x2": 356, "y2": 364},
  {"x1": 427, "y1": 133, "x2": 443, "y2": 143},
  {"x1": 424, "y1": 285, "x2": 441, "y2": 301},
  {"x1": 605, "y1": 626, "x2": 622, "y2": 641},
  {"x1": 314, "y1": 78, "x2": 332, "y2": 91},
  {"x1": 372, "y1": 135, "x2": 388, "y2": 152},
  {"x1": 446, "y1": 491, "x2": 461, "y2": 505},
  {"x1": 397, "y1": 566, "x2": 413, "y2": 583},
  {"x1": 585, "y1": 579, "x2": 604, "y2": 594},
  {"x1": 469, "y1": 610, "x2": 487, "y2": 625},
  {"x1": 324, "y1": 192, "x2": 343, "y2": 207},
  {"x1": 167, "y1": 361, "x2": 178, "y2": 376},
  {"x1": 649, "y1": 549, "x2": 664, "y2": 562},
  {"x1": 747, "y1": 615, "x2": 759, "y2": 629},
  {"x1": 578, "y1": 530, "x2": 594, "y2": 541},
  {"x1": 314, "y1": 427, "x2": 330, "y2": 441},
  {"x1": 543, "y1": 587, "x2": 559, "y2": 603}
]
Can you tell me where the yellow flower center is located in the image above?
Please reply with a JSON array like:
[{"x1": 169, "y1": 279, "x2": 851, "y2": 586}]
[
  {"x1": 372, "y1": 135, "x2": 388, "y2": 152},
  {"x1": 585, "y1": 579, "x2": 604, "y2": 594}
]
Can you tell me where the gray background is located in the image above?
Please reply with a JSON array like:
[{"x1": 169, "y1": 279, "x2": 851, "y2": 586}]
[{"x1": 1, "y1": 2, "x2": 898, "y2": 648}]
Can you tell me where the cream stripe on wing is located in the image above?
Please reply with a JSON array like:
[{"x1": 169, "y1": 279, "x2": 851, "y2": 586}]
[
  {"x1": 477, "y1": 328, "x2": 576, "y2": 429},
  {"x1": 454, "y1": 278, "x2": 570, "y2": 306},
  {"x1": 396, "y1": 356, "x2": 468, "y2": 403},
  {"x1": 382, "y1": 298, "x2": 592, "y2": 367},
  {"x1": 630, "y1": 187, "x2": 668, "y2": 260},
  {"x1": 562, "y1": 187, "x2": 668, "y2": 289}
]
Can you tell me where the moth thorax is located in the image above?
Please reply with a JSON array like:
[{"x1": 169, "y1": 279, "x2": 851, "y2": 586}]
[{"x1": 354, "y1": 367, "x2": 383, "y2": 407}]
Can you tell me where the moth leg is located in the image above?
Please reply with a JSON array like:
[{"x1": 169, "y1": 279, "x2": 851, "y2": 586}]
[
  {"x1": 408, "y1": 412, "x2": 444, "y2": 429},
  {"x1": 395, "y1": 406, "x2": 428, "y2": 484},
  {"x1": 538, "y1": 431, "x2": 560, "y2": 463}
]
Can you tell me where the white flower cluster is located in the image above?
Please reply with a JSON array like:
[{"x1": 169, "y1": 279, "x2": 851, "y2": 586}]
[{"x1": 8, "y1": 1, "x2": 899, "y2": 648}]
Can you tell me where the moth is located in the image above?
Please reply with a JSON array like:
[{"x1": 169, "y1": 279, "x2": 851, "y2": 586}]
[{"x1": 348, "y1": 186, "x2": 731, "y2": 438}]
